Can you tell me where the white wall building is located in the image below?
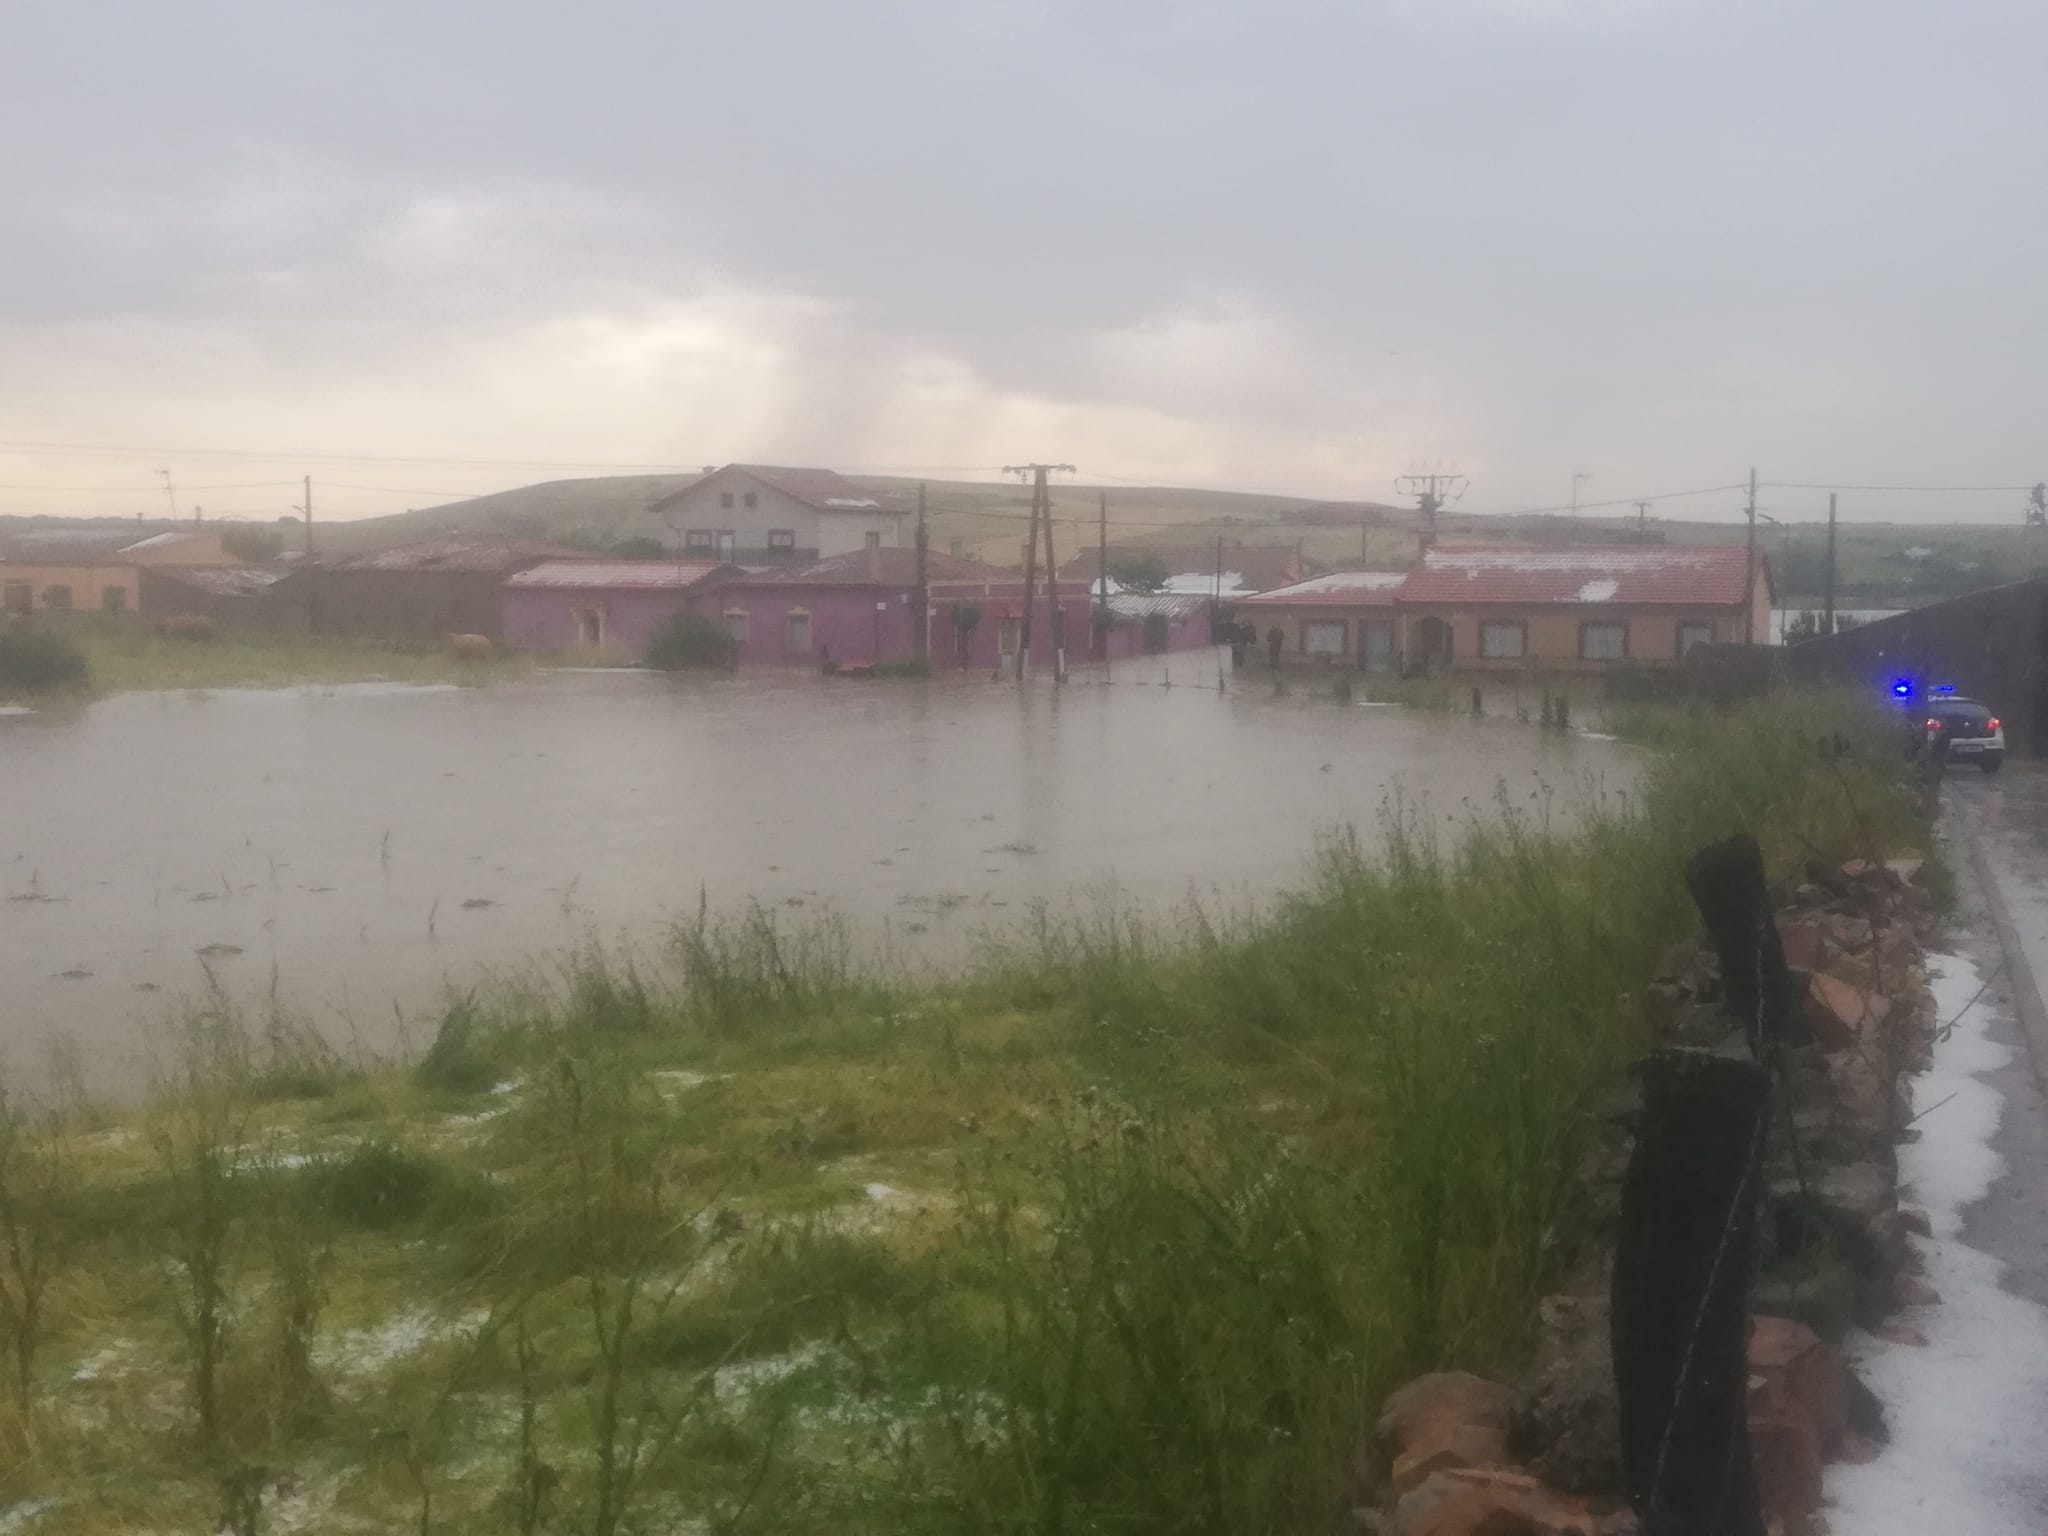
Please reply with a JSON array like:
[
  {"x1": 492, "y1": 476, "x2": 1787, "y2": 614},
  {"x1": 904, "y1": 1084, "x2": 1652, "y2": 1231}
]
[{"x1": 653, "y1": 465, "x2": 905, "y2": 566}]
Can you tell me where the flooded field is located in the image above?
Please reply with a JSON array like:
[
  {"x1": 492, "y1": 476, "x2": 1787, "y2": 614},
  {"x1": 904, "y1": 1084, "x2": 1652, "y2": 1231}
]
[{"x1": 0, "y1": 654, "x2": 1639, "y2": 1090}]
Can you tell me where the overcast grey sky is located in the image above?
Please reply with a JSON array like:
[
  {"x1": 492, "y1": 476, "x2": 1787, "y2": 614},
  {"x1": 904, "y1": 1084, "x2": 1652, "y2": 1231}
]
[{"x1": 2, "y1": 0, "x2": 2042, "y2": 526}]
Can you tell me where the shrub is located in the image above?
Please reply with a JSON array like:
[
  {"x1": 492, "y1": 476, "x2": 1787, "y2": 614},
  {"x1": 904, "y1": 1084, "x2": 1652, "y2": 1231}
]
[
  {"x1": 313, "y1": 1140, "x2": 487, "y2": 1229},
  {"x1": 0, "y1": 624, "x2": 87, "y2": 695},
  {"x1": 645, "y1": 611, "x2": 736, "y2": 671}
]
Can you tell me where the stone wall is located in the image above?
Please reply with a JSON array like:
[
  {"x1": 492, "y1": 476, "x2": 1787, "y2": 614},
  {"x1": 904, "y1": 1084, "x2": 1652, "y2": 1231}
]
[{"x1": 1351, "y1": 855, "x2": 1943, "y2": 1536}]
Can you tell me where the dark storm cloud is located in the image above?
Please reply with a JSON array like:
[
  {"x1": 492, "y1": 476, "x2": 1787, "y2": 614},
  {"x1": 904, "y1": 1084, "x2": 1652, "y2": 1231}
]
[{"x1": 2, "y1": 0, "x2": 2044, "y2": 516}]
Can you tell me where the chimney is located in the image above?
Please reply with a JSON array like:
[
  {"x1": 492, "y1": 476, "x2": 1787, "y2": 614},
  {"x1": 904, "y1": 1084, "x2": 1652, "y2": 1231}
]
[{"x1": 865, "y1": 542, "x2": 880, "y2": 582}]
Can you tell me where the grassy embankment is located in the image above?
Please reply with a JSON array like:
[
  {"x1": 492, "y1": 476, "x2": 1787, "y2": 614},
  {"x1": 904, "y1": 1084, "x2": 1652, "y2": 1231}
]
[
  {"x1": 0, "y1": 623, "x2": 538, "y2": 701},
  {"x1": 0, "y1": 691, "x2": 1924, "y2": 1534}
]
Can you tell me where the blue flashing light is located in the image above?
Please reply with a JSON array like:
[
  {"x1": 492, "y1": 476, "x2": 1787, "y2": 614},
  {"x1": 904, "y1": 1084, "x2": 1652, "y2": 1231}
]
[
  {"x1": 1891, "y1": 680, "x2": 1913, "y2": 698},
  {"x1": 1936, "y1": 684, "x2": 1956, "y2": 694}
]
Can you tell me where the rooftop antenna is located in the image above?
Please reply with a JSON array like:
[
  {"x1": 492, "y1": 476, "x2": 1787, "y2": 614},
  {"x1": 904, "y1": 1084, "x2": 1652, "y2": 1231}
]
[{"x1": 157, "y1": 468, "x2": 179, "y2": 523}]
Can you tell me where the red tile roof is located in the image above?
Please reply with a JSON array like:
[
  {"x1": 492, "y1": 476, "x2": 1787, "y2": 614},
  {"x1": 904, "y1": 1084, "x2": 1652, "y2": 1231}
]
[
  {"x1": 504, "y1": 560, "x2": 730, "y2": 590},
  {"x1": 1236, "y1": 570, "x2": 1408, "y2": 607},
  {"x1": 1399, "y1": 544, "x2": 1758, "y2": 607}
]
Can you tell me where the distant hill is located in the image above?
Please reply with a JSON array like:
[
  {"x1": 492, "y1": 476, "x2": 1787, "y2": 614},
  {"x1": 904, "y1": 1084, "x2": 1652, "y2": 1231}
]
[{"x1": 13, "y1": 472, "x2": 2048, "y2": 607}]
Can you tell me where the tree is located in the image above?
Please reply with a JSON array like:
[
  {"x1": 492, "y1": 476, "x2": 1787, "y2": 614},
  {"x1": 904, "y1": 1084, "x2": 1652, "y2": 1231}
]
[
  {"x1": 1105, "y1": 555, "x2": 1169, "y2": 594},
  {"x1": 220, "y1": 523, "x2": 285, "y2": 562},
  {"x1": 2028, "y1": 483, "x2": 2047, "y2": 527},
  {"x1": 949, "y1": 600, "x2": 983, "y2": 669},
  {"x1": 645, "y1": 612, "x2": 736, "y2": 671}
]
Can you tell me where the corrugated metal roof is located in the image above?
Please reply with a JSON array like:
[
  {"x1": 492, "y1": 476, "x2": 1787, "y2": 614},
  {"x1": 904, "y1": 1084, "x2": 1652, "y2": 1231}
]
[
  {"x1": 1103, "y1": 593, "x2": 1213, "y2": 620},
  {"x1": 505, "y1": 560, "x2": 729, "y2": 590},
  {"x1": 145, "y1": 566, "x2": 284, "y2": 597},
  {"x1": 1237, "y1": 570, "x2": 1408, "y2": 607},
  {"x1": 333, "y1": 536, "x2": 592, "y2": 574},
  {"x1": 1400, "y1": 544, "x2": 1756, "y2": 606},
  {"x1": 1061, "y1": 545, "x2": 1302, "y2": 593},
  {"x1": 733, "y1": 549, "x2": 1016, "y2": 587}
]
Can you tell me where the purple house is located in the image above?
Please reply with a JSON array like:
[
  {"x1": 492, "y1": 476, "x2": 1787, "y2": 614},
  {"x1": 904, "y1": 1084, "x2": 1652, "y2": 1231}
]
[
  {"x1": 692, "y1": 549, "x2": 1220, "y2": 671},
  {"x1": 501, "y1": 560, "x2": 737, "y2": 654}
]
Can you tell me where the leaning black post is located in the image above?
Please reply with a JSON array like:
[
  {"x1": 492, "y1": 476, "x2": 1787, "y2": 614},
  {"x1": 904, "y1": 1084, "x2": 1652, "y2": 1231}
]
[
  {"x1": 1684, "y1": 833, "x2": 1805, "y2": 1055},
  {"x1": 1611, "y1": 1049, "x2": 1770, "y2": 1536}
]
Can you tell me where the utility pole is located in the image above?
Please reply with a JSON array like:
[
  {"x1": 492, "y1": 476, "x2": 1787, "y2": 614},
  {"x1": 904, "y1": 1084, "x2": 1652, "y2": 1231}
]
[
  {"x1": 912, "y1": 481, "x2": 930, "y2": 665},
  {"x1": 1097, "y1": 491, "x2": 1109, "y2": 666},
  {"x1": 1822, "y1": 492, "x2": 1838, "y2": 637},
  {"x1": 1394, "y1": 471, "x2": 1467, "y2": 557},
  {"x1": 157, "y1": 468, "x2": 179, "y2": 524},
  {"x1": 1003, "y1": 463, "x2": 1074, "y2": 681},
  {"x1": 303, "y1": 475, "x2": 316, "y2": 557},
  {"x1": 1040, "y1": 484, "x2": 1065, "y2": 683},
  {"x1": 1742, "y1": 468, "x2": 1759, "y2": 645},
  {"x1": 1634, "y1": 501, "x2": 1651, "y2": 541}
]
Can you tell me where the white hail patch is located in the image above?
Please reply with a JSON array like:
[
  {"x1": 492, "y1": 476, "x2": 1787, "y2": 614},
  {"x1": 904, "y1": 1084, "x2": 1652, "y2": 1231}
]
[{"x1": 1826, "y1": 952, "x2": 2048, "y2": 1534}]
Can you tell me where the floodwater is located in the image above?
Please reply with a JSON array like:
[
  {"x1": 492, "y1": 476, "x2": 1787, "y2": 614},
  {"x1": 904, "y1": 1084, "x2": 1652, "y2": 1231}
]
[{"x1": 1, "y1": 653, "x2": 1640, "y2": 1092}]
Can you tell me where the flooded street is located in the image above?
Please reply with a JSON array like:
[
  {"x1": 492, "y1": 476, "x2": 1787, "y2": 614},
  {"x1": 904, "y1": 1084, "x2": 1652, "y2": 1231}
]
[{"x1": 1, "y1": 654, "x2": 1639, "y2": 1092}]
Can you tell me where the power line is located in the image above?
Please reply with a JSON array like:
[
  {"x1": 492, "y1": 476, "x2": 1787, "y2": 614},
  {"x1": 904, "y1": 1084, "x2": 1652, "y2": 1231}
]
[
  {"x1": 1761, "y1": 480, "x2": 2036, "y2": 494},
  {"x1": 0, "y1": 437, "x2": 1010, "y2": 476},
  {"x1": 0, "y1": 479, "x2": 299, "y2": 492}
]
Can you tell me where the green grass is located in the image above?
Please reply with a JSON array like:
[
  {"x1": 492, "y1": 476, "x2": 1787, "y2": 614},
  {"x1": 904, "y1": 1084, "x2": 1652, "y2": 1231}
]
[
  {"x1": 0, "y1": 688, "x2": 1927, "y2": 1533},
  {"x1": 68, "y1": 623, "x2": 536, "y2": 694}
]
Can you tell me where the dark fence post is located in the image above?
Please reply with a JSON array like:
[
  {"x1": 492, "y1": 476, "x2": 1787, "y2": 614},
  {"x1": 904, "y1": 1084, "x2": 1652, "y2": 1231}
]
[
  {"x1": 1611, "y1": 1049, "x2": 1770, "y2": 1536},
  {"x1": 1683, "y1": 833, "x2": 1806, "y2": 1055}
]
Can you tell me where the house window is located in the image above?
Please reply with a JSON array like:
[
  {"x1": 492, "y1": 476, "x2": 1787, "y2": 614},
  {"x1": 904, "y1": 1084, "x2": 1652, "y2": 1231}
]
[
  {"x1": 768, "y1": 529, "x2": 796, "y2": 559},
  {"x1": 3, "y1": 582, "x2": 31, "y2": 615},
  {"x1": 575, "y1": 608, "x2": 603, "y2": 648},
  {"x1": 1302, "y1": 620, "x2": 1346, "y2": 656},
  {"x1": 743, "y1": 491, "x2": 758, "y2": 510},
  {"x1": 785, "y1": 610, "x2": 812, "y2": 655},
  {"x1": 865, "y1": 530, "x2": 883, "y2": 550},
  {"x1": 1677, "y1": 621, "x2": 1713, "y2": 656},
  {"x1": 102, "y1": 586, "x2": 129, "y2": 613},
  {"x1": 724, "y1": 609, "x2": 750, "y2": 646},
  {"x1": 1580, "y1": 621, "x2": 1627, "y2": 661},
  {"x1": 719, "y1": 492, "x2": 735, "y2": 509},
  {"x1": 684, "y1": 529, "x2": 714, "y2": 553},
  {"x1": 1361, "y1": 622, "x2": 1396, "y2": 672},
  {"x1": 1479, "y1": 620, "x2": 1526, "y2": 660},
  {"x1": 716, "y1": 531, "x2": 736, "y2": 560},
  {"x1": 42, "y1": 585, "x2": 72, "y2": 611}
]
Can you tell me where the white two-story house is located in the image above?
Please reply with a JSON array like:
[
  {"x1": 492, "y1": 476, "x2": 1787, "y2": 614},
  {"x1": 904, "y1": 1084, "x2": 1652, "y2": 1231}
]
[{"x1": 652, "y1": 465, "x2": 905, "y2": 566}]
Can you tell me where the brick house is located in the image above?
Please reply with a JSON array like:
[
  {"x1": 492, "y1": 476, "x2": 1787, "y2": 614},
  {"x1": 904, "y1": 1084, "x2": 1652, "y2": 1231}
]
[
  {"x1": 1236, "y1": 544, "x2": 1772, "y2": 673},
  {"x1": 501, "y1": 560, "x2": 739, "y2": 655}
]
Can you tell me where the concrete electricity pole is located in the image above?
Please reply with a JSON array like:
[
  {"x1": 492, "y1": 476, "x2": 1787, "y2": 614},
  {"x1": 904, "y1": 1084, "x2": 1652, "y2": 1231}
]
[
  {"x1": 1003, "y1": 463, "x2": 1074, "y2": 681},
  {"x1": 1634, "y1": 501, "x2": 1651, "y2": 541},
  {"x1": 1823, "y1": 492, "x2": 1838, "y2": 637},
  {"x1": 912, "y1": 481, "x2": 930, "y2": 665},
  {"x1": 1097, "y1": 491, "x2": 1109, "y2": 666},
  {"x1": 1743, "y1": 468, "x2": 1760, "y2": 645}
]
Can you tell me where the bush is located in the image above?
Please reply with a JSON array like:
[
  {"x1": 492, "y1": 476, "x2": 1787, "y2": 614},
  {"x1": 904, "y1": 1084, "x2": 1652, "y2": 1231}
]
[
  {"x1": 311, "y1": 1139, "x2": 488, "y2": 1228},
  {"x1": 0, "y1": 624, "x2": 87, "y2": 695},
  {"x1": 646, "y1": 611, "x2": 736, "y2": 671}
]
